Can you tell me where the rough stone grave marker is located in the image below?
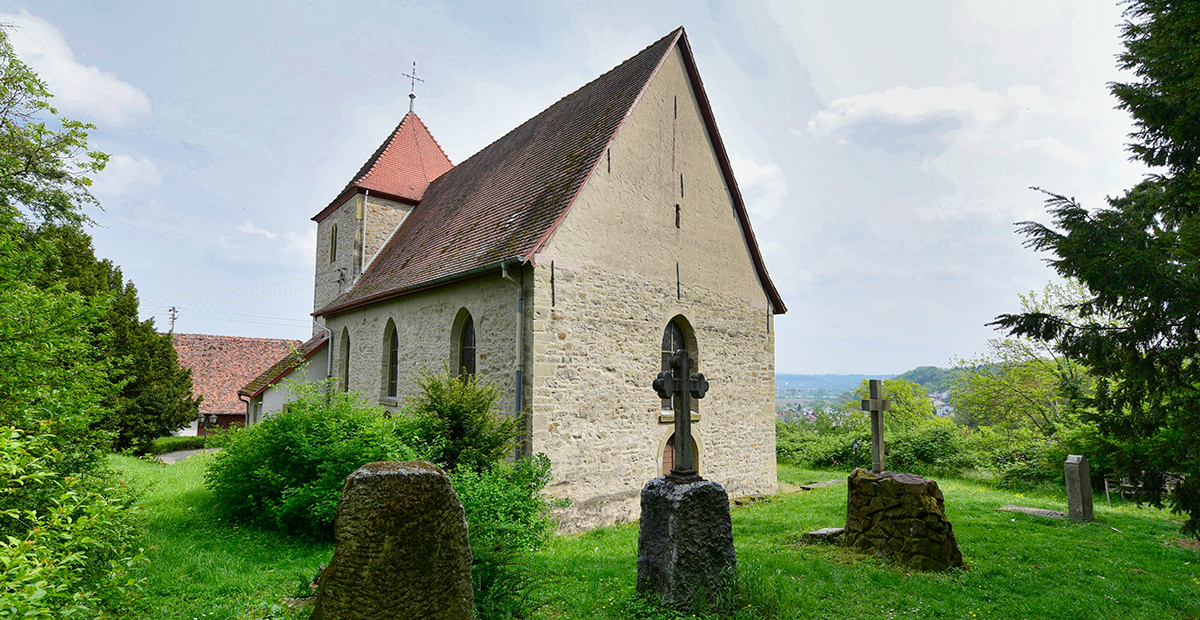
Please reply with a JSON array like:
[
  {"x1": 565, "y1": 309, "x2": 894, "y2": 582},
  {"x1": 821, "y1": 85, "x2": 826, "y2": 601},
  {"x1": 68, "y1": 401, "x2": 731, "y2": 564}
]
[
  {"x1": 637, "y1": 348, "x2": 736, "y2": 612},
  {"x1": 1065, "y1": 454, "x2": 1094, "y2": 522},
  {"x1": 311, "y1": 461, "x2": 474, "y2": 620}
]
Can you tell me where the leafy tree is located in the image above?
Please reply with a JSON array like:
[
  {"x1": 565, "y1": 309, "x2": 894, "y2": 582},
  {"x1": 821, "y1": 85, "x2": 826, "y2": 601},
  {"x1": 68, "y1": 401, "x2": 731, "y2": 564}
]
[
  {"x1": 0, "y1": 28, "x2": 146, "y2": 616},
  {"x1": 954, "y1": 281, "x2": 1095, "y2": 437},
  {"x1": 840, "y1": 378, "x2": 934, "y2": 432},
  {"x1": 30, "y1": 225, "x2": 199, "y2": 450},
  {"x1": 992, "y1": 0, "x2": 1200, "y2": 534}
]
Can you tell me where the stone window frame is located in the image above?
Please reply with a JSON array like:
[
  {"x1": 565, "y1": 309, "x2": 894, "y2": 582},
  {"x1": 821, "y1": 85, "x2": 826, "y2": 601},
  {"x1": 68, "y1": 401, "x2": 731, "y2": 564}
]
[
  {"x1": 659, "y1": 315, "x2": 699, "y2": 416},
  {"x1": 381, "y1": 318, "x2": 399, "y2": 402},
  {"x1": 451, "y1": 308, "x2": 476, "y2": 377},
  {"x1": 659, "y1": 429, "x2": 702, "y2": 477}
]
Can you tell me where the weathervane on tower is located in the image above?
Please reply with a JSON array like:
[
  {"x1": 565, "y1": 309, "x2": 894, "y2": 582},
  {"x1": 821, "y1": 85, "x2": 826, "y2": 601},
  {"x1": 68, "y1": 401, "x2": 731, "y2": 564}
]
[{"x1": 403, "y1": 61, "x2": 424, "y2": 113}]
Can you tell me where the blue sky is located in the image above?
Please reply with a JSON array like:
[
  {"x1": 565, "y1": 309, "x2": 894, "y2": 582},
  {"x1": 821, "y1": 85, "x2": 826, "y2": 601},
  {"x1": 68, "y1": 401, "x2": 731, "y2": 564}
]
[{"x1": 4, "y1": 1, "x2": 1147, "y2": 374}]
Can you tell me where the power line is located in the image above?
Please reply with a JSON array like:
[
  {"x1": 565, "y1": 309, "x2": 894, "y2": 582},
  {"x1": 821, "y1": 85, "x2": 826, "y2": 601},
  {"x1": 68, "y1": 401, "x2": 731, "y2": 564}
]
[
  {"x1": 143, "y1": 275, "x2": 310, "y2": 303},
  {"x1": 186, "y1": 309, "x2": 311, "y2": 323},
  {"x1": 167, "y1": 286, "x2": 312, "y2": 308}
]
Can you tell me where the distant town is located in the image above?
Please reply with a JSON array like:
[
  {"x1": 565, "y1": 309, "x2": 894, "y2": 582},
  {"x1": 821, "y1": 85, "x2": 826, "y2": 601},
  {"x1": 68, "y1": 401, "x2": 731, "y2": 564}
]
[{"x1": 774, "y1": 367, "x2": 956, "y2": 423}]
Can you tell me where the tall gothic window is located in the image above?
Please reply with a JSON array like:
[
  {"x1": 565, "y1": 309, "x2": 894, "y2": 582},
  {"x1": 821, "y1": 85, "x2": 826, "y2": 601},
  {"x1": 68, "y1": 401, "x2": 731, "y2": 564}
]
[
  {"x1": 459, "y1": 315, "x2": 476, "y2": 377},
  {"x1": 386, "y1": 328, "x2": 399, "y2": 398},
  {"x1": 661, "y1": 320, "x2": 687, "y2": 411},
  {"x1": 341, "y1": 330, "x2": 351, "y2": 391}
]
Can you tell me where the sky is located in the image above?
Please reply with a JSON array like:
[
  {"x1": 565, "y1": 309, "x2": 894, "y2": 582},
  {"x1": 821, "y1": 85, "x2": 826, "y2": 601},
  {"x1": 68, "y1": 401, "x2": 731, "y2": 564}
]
[{"x1": 3, "y1": 1, "x2": 1150, "y2": 374}]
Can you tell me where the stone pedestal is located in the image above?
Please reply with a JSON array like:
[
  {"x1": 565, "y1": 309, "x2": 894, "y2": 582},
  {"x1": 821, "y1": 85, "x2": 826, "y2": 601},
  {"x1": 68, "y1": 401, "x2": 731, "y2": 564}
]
[
  {"x1": 637, "y1": 477, "x2": 737, "y2": 612},
  {"x1": 845, "y1": 468, "x2": 964, "y2": 572},
  {"x1": 1065, "y1": 455, "x2": 1094, "y2": 522},
  {"x1": 312, "y1": 461, "x2": 474, "y2": 620}
]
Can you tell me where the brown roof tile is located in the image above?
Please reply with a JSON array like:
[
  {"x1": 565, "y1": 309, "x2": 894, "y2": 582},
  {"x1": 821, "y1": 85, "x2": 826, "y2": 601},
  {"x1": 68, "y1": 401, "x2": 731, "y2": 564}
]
[
  {"x1": 171, "y1": 333, "x2": 303, "y2": 414},
  {"x1": 239, "y1": 335, "x2": 328, "y2": 397},
  {"x1": 317, "y1": 27, "x2": 786, "y2": 316},
  {"x1": 312, "y1": 112, "x2": 453, "y2": 223}
]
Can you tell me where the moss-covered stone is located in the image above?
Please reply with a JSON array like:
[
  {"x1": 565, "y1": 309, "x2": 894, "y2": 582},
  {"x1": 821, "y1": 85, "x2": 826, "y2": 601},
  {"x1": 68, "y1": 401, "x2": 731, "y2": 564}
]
[
  {"x1": 844, "y1": 469, "x2": 964, "y2": 572},
  {"x1": 311, "y1": 461, "x2": 474, "y2": 620}
]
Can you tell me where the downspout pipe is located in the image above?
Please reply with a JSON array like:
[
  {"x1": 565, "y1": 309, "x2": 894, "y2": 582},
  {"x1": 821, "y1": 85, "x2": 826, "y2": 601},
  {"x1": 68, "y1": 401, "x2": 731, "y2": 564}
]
[
  {"x1": 313, "y1": 319, "x2": 333, "y2": 404},
  {"x1": 501, "y1": 259, "x2": 525, "y2": 459}
]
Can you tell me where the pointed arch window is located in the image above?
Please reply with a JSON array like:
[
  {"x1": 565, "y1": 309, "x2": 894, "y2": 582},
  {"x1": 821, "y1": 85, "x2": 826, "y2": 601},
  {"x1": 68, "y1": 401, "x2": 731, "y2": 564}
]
[
  {"x1": 660, "y1": 318, "x2": 697, "y2": 412},
  {"x1": 459, "y1": 315, "x2": 476, "y2": 377},
  {"x1": 386, "y1": 327, "x2": 399, "y2": 398},
  {"x1": 340, "y1": 330, "x2": 351, "y2": 392}
]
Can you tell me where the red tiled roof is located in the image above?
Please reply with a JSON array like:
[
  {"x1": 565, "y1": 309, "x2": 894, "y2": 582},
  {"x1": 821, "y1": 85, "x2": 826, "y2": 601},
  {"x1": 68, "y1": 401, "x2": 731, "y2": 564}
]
[
  {"x1": 317, "y1": 27, "x2": 786, "y2": 316},
  {"x1": 312, "y1": 112, "x2": 454, "y2": 223},
  {"x1": 171, "y1": 333, "x2": 302, "y2": 414},
  {"x1": 239, "y1": 335, "x2": 328, "y2": 398}
]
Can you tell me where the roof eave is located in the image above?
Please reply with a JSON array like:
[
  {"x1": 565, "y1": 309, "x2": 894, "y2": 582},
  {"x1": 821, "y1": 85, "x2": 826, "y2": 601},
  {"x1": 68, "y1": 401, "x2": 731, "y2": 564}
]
[
  {"x1": 312, "y1": 187, "x2": 420, "y2": 223},
  {"x1": 314, "y1": 256, "x2": 527, "y2": 318},
  {"x1": 238, "y1": 337, "x2": 329, "y2": 398}
]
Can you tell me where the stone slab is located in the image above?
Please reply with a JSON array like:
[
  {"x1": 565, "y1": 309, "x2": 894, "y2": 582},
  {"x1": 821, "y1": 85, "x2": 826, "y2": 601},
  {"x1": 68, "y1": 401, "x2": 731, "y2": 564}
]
[
  {"x1": 312, "y1": 461, "x2": 474, "y2": 620},
  {"x1": 804, "y1": 527, "x2": 845, "y2": 541},
  {"x1": 1065, "y1": 454, "x2": 1094, "y2": 522},
  {"x1": 998, "y1": 504, "x2": 1065, "y2": 519},
  {"x1": 637, "y1": 476, "x2": 737, "y2": 612}
]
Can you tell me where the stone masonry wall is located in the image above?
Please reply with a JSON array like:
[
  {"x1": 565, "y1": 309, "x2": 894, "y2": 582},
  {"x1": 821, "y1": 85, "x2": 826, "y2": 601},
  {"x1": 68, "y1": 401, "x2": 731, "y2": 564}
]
[
  {"x1": 323, "y1": 273, "x2": 525, "y2": 416},
  {"x1": 532, "y1": 44, "x2": 779, "y2": 532},
  {"x1": 362, "y1": 195, "x2": 413, "y2": 268}
]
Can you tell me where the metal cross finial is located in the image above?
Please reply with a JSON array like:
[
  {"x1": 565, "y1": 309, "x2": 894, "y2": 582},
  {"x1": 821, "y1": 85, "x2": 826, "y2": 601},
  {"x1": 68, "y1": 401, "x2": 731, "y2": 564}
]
[
  {"x1": 860, "y1": 379, "x2": 891, "y2": 473},
  {"x1": 653, "y1": 348, "x2": 709, "y2": 482},
  {"x1": 402, "y1": 61, "x2": 425, "y2": 113}
]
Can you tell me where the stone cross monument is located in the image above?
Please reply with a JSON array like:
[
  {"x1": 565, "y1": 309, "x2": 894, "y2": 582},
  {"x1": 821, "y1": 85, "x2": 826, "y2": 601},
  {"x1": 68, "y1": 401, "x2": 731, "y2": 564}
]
[
  {"x1": 639, "y1": 348, "x2": 734, "y2": 612},
  {"x1": 1064, "y1": 455, "x2": 1094, "y2": 522},
  {"x1": 860, "y1": 379, "x2": 891, "y2": 473},
  {"x1": 653, "y1": 349, "x2": 709, "y2": 480}
]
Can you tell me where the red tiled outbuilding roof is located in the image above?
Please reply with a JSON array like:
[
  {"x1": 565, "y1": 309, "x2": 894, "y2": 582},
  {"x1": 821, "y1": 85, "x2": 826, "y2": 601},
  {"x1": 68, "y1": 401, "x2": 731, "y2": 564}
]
[
  {"x1": 239, "y1": 334, "x2": 328, "y2": 398},
  {"x1": 312, "y1": 112, "x2": 454, "y2": 223},
  {"x1": 171, "y1": 333, "x2": 302, "y2": 414},
  {"x1": 316, "y1": 27, "x2": 786, "y2": 316}
]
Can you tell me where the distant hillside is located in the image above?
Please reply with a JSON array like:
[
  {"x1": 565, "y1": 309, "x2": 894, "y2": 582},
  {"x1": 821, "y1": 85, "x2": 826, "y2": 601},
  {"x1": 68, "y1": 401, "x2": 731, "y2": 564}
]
[
  {"x1": 892, "y1": 366, "x2": 958, "y2": 392},
  {"x1": 775, "y1": 374, "x2": 894, "y2": 393}
]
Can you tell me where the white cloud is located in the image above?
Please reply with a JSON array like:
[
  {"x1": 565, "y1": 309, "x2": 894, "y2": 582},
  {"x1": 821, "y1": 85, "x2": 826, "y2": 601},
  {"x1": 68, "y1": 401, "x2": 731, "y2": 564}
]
[
  {"x1": 90, "y1": 154, "x2": 161, "y2": 196},
  {"x1": 2, "y1": 10, "x2": 151, "y2": 126},
  {"x1": 237, "y1": 221, "x2": 277, "y2": 240},
  {"x1": 807, "y1": 83, "x2": 1005, "y2": 139},
  {"x1": 283, "y1": 229, "x2": 316, "y2": 257},
  {"x1": 731, "y1": 156, "x2": 787, "y2": 221},
  {"x1": 1018, "y1": 136, "x2": 1089, "y2": 168}
]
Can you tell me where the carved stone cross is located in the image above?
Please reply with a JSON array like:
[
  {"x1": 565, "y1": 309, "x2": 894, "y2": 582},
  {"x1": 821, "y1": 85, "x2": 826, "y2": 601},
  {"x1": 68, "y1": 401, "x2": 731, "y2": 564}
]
[
  {"x1": 653, "y1": 349, "x2": 709, "y2": 482},
  {"x1": 860, "y1": 379, "x2": 890, "y2": 473}
]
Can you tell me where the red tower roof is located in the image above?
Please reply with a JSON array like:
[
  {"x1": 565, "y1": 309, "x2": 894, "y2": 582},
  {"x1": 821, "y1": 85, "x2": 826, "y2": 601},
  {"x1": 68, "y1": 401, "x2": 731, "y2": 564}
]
[{"x1": 313, "y1": 112, "x2": 453, "y2": 222}]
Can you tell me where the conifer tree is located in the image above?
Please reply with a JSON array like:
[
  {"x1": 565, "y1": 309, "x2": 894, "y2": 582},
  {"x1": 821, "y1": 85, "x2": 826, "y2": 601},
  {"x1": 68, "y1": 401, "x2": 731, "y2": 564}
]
[{"x1": 992, "y1": 0, "x2": 1200, "y2": 535}]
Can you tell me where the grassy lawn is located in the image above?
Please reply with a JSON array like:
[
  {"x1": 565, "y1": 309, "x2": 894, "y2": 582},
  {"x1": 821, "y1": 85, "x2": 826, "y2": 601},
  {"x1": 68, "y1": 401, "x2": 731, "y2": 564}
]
[{"x1": 112, "y1": 456, "x2": 1199, "y2": 619}]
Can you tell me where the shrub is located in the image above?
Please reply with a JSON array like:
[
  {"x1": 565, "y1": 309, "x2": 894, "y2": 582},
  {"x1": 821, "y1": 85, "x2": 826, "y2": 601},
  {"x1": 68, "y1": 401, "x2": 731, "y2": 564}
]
[
  {"x1": 887, "y1": 422, "x2": 975, "y2": 475},
  {"x1": 404, "y1": 367, "x2": 518, "y2": 473},
  {"x1": 0, "y1": 426, "x2": 147, "y2": 619},
  {"x1": 453, "y1": 454, "x2": 560, "y2": 619},
  {"x1": 205, "y1": 381, "x2": 429, "y2": 538},
  {"x1": 148, "y1": 434, "x2": 206, "y2": 455}
]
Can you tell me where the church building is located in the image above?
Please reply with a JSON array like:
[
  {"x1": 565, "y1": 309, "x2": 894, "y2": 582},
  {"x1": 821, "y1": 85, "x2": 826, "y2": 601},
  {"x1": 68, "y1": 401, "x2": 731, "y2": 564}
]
[{"x1": 244, "y1": 27, "x2": 786, "y2": 531}]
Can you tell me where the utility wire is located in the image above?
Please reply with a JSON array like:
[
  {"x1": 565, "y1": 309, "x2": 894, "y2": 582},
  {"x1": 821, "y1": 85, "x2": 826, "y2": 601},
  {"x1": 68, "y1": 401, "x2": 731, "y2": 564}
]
[{"x1": 143, "y1": 275, "x2": 310, "y2": 303}]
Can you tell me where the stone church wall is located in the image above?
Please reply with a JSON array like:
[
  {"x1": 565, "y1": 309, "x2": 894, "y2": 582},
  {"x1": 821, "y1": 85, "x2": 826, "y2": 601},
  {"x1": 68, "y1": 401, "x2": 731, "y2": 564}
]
[
  {"x1": 322, "y1": 274, "x2": 524, "y2": 416},
  {"x1": 530, "y1": 44, "x2": 778, "y2": 532}
]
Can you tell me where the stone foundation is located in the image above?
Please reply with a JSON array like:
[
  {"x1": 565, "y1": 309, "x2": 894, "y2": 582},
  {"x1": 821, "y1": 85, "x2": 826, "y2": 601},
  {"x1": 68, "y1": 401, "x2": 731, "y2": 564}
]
[{"x1": 844, "y1": 468, "x2": 964, "y2": 572}]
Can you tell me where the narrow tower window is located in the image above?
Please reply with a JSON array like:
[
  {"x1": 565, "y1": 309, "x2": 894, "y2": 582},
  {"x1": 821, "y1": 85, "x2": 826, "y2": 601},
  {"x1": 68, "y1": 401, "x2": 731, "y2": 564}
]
[
  {"x1": 329, "y1": 223, "x2": 338, "y2": 263},
  {"x1": 675, "y1": 204, "x2": 681, "y2": 229}
]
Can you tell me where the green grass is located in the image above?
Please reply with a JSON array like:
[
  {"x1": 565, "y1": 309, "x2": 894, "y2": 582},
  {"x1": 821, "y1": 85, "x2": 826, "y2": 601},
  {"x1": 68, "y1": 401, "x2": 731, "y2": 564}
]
[
  {"x1": 112, "y1": 457, "x2": 1199, "y2": 619},
  {"x1": 110, "y1": 454, "x2": 331, "y2": 620}
]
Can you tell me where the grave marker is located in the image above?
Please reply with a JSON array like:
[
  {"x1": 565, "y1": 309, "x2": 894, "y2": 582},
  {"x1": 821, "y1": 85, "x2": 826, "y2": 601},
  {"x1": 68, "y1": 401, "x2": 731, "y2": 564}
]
[
  {"x1": 1065, "y1": 454, "x2": 1094, "y2": 522},
  {"x1": 860, "y1": 379, "x2": 890, "y2": 473}
]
